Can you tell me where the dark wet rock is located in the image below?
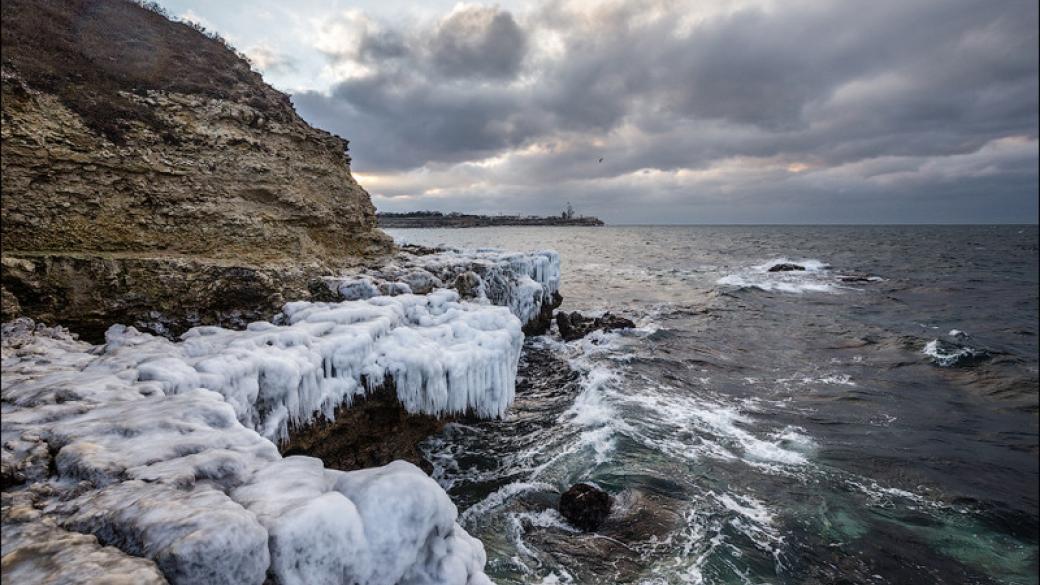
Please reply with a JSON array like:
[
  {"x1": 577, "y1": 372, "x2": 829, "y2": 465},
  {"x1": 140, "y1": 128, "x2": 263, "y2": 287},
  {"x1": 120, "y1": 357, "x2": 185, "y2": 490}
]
[
  {"x1": 924, "y1": 339, "x2": 990, "y2": 368},
  {"x1": 520, "y1": 489, "x2": 685, "y2": 583},
  {"x1": 524, "y1": 291, "x2": 563, "y2": 336},
  {"x1": 559, "y1": 483, "x2": 613, "y2": 531},
  {"x1": 555, "y1": 310, "x2": 635, "y2": 341},
  {"x1": 767, "y1": 262, "x2": 806, "y2": 272},
  {"x1": 0, "y1": 286, "x2": 20, "y2": 322},
  {"x1": 282, "y1": 382, "x2": 445, "y2": 474}
]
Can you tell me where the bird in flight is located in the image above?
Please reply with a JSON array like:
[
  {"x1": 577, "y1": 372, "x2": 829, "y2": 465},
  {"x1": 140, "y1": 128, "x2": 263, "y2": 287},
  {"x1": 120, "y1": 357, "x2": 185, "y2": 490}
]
[{"x1": 598, "y1": 158, "x2": 604, "y2": 163}]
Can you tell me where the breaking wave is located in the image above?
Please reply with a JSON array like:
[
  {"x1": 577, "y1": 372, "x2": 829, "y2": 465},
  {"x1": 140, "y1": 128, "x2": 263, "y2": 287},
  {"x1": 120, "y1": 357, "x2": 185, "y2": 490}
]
[
  {"x1": 923, "y1": 338, "x2": 988, "y2": 367},
  {"x1": 716, "y1": 257, "x2": 844, "y2": 294}
]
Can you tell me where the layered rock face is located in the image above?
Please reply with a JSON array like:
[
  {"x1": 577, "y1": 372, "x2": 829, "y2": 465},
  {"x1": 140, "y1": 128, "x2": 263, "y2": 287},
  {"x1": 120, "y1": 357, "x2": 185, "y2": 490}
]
[{"x1": 1, "y1": 0, "x2": 392, "y2": 338}]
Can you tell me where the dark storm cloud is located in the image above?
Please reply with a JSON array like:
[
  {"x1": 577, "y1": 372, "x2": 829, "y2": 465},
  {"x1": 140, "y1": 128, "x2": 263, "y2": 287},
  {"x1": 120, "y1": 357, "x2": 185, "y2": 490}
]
[
  {"x1": 293, "y1": 0, "x2": 1037, "y2": 222},
  {"x1": 428, "y1": 7, "x2": 527, "y2": 79}
]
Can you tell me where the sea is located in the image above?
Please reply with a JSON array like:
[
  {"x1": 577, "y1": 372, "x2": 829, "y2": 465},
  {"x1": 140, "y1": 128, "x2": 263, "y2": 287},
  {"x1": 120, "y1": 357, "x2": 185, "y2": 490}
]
[{"x1": 386, "y1": 225, "x2": 1039, "y2": 585}]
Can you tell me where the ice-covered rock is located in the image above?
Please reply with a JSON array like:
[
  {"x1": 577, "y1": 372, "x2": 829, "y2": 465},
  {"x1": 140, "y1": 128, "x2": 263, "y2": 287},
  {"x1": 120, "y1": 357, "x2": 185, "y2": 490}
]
[
  {"x1": 335, "y1": 276, "x2": 381, "y2": 301},
  {"x1": 328, "y1": 248, "x2": 562, "y2": 333},
  {"x1": 1, "y1": 520, "x2": 168, "y2": 585},
  {"x1": 63, "y1": 481, "x2": 271, "y2": 585},
  {"x1": 2, "y1": 308, "x2": 502, "y2": 584},
  {"x1": 34, "y1": 289, "x2": 522, "y2": 444}
]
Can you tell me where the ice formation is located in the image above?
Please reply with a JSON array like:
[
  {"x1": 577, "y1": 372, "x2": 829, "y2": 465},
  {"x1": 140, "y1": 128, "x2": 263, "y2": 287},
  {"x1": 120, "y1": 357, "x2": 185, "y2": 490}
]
[
  {"x1": 328, "y1": 248, "x2": 561, "y2": 329},
  {"x1": 76, "y1": 289, "x2": 523, "y2": 443},
  {"x1": 1, "y1": 248, "x2": 565, "y2": 584},
  {"x1": 1, "y1": 296, "x2": 510, "y2": 584}
]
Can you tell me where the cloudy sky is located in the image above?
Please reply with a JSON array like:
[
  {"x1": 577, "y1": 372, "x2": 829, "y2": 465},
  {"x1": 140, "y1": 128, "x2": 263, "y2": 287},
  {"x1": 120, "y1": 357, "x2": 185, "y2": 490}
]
[{"x1": 158, "y1": 0, "x2": 1038, "y2": 223}]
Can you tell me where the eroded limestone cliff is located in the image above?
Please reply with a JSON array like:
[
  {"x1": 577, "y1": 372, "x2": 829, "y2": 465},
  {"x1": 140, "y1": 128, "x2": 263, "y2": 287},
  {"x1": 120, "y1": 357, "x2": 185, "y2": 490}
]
[{"x1": 1, "y1": 0, "x2": 392, "y2": 339}]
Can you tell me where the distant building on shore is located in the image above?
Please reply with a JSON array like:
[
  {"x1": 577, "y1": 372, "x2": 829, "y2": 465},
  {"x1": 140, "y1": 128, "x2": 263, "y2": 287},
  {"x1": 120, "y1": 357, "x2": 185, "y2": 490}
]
[{"x1": 377, "y1": 207, "x2": 604, "y2": 228}]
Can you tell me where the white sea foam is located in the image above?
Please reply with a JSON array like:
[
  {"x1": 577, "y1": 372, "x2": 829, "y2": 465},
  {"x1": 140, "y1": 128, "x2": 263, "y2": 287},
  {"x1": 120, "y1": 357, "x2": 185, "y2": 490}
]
[
  {"x1": 778, "y1": 373, "x2": 856, "y2": 386},
  {"x1": 923, "y1": 339, "x2": 982, "y2": 367},
  {"x1": 513, "y1": 508, "x2": 579, "y2": 532},
  {"x1": 459, "y1": 481, "x2": 556, "y2": 524},
  {"x1": 562, "y1": 366, "x2": 619, "y2": 428},
  {"x1": 715, "y1": 492, "x2": 784, "y2": 560},
  {"x1": 618, "y1": 386, "x2": 815, "y2": 468},
  {"x1": 716, "y1": 257, "x2": 846, "y2": 294}
]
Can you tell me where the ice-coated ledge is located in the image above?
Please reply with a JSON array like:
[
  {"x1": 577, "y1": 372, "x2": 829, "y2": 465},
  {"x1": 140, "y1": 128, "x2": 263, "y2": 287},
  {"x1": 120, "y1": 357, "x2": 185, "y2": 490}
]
[
  {"x1": 85, "y1": 289, "x2": 523, "y2": 443},
  {"x1": 330, "y1": 248, "x2": 561, "y2": 331},
  {"x1": 1, "y1": 291, "x2": 515, "y2": 585},
  {"x1": 1, "y1": 249, "x2": 560, "y2": 585}
]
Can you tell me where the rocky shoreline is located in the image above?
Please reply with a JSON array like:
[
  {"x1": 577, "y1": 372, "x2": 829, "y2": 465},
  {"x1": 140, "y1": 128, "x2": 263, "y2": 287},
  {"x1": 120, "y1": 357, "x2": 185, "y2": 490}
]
[
  {"x1": 0, "y1": 245, "x2": 568, "y2": 585},
  {"x1": 0, "y1": 3, "x2": 604, "y2": 584}
]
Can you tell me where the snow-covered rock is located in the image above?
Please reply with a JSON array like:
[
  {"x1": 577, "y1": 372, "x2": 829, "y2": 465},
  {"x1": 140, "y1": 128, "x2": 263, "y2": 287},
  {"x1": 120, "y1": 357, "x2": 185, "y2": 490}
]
[
  {"x1": 328, "y1": 248, "x2": 561, "y2": 331},
  {"x1": 1, "y1": 306, "x2": 503, "y2": 585},
  {"x1": 0, "y1": 520, "x2": 168, "y2": 585},
  {"x1": 31, "y1": 289, "x2": 522, "y2": 444}
]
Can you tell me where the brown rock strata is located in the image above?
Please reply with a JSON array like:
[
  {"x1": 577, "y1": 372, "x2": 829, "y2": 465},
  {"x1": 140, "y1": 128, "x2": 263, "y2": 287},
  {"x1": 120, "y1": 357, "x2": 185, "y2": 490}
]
[{"x1": 1, "y1": 0, "x2": 392, "y2": 337}]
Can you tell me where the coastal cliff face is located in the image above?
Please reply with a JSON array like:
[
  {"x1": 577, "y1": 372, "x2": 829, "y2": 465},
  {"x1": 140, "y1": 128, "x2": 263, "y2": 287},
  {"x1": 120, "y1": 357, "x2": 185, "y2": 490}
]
[{"x1": 1, "y1": 0, "x2": 392, "y2": 338}]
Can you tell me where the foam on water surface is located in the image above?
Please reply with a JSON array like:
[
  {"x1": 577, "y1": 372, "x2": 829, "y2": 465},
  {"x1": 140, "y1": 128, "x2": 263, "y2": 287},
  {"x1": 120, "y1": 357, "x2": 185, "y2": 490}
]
[
  {"x1": 922, "y1": 338, "x2": 986, "y2": 367},
  {"x1": 716, "y1": 257, "x2": 846, "y2": 294}
]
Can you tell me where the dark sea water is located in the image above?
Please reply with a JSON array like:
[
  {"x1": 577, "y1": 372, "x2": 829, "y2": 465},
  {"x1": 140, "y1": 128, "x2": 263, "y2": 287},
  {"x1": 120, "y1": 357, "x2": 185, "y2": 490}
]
[{"x1": 387, "y1": 225, "x2": 1040, "y2": 585}]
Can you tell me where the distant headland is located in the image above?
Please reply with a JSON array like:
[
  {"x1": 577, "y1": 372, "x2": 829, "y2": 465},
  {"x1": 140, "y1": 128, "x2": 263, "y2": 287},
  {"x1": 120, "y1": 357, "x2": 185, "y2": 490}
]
[{"x1": 378, "y1": 204, "x2": 604, "y2": 228}]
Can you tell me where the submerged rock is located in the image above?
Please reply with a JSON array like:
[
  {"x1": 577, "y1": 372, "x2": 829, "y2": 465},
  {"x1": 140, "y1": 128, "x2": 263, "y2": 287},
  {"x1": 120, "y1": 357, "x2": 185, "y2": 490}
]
[
  {"x1": 559, "y1": 483, "x2": 613, "y2": 531},
  {"x1": 767, "y1": 262, "x2": 807, "y2": 272},
  {"x1": 556, "y1": 311, "x2": 635, "y2": 341},
  {"x1": 531, "y1": 489, "x2": 684, "y2": 581},
  {"x1": 923, "y1": 339, "x2": 990, "y2": 367}
]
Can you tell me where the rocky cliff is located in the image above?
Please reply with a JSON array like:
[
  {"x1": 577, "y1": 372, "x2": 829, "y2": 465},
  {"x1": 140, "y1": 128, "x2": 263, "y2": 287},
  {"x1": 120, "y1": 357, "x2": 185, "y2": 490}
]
[{"x1": 1, "y1": 0, "x2": 392, "y2": 340}]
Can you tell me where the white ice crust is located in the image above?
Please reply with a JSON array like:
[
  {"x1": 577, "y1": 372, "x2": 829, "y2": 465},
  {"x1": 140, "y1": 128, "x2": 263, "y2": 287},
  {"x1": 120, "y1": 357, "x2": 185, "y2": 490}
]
[
  {"x1": 1, "y1": 288, "x2": 522, "y2": 584},
  {"x1": 328, "y1": 249, "x2": 561, "y2": 328},
  {"x1": 92, "y1": 288, "x2": 523, "y2": 443}
]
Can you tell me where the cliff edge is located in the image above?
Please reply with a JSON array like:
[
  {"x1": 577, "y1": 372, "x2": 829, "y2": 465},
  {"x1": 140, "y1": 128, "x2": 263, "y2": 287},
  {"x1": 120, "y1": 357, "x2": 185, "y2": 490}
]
[{"x1": 1, "y1": 0, "x2": 392, "y2": 339}]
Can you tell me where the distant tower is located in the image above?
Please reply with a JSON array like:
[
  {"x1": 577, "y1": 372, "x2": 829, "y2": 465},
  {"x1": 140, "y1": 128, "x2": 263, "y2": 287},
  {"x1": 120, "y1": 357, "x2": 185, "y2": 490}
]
[{"x1": 563, "y1": 202, "x2": 575, "y2": 220}]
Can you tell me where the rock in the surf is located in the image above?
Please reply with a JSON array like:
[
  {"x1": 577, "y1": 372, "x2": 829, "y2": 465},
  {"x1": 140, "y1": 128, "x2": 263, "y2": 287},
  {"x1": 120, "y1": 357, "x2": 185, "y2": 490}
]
[
  {"x1": 767, "y1": 262, "x2": 806, "y2": 272},
  {"x1": 559, "y1": 483, "x2": 613, "y2": 531},
  {"x1": 556, "y1": 311, "x2": 635, "y2": 341}
]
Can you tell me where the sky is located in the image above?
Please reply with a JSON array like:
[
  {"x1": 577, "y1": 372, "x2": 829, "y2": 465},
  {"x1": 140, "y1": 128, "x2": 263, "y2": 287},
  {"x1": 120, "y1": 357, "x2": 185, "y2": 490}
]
[{"x1": 157, "y1": 0, "x2": 1038, "y2": 224}]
